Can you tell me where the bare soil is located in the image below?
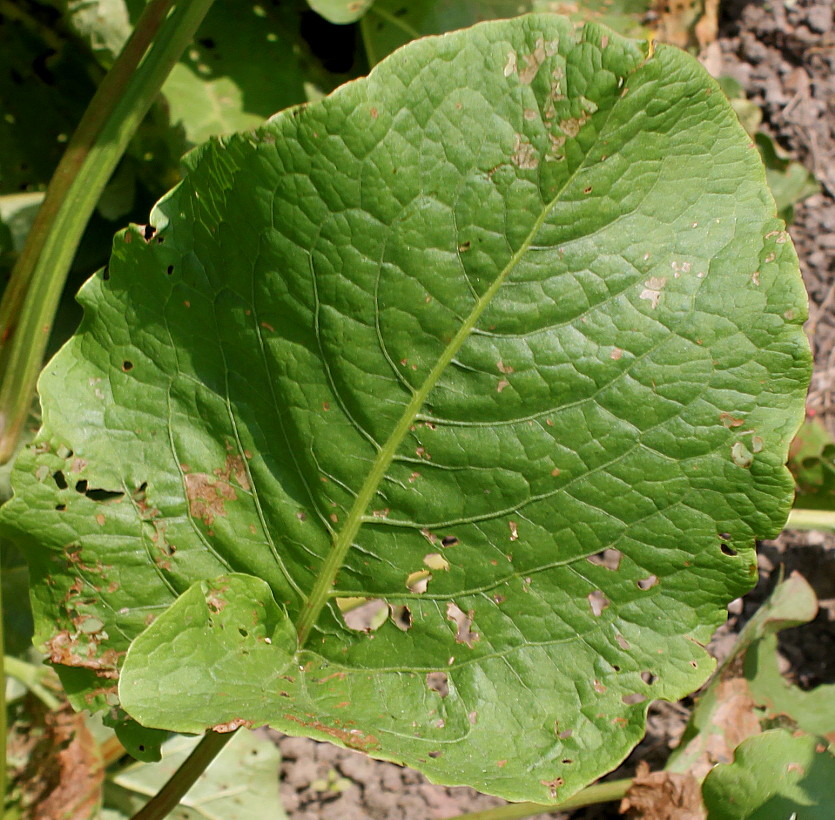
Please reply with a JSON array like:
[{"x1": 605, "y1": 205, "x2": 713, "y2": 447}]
[{"x1": 275, "y1": 1, "x2": 835, "y2": 816}]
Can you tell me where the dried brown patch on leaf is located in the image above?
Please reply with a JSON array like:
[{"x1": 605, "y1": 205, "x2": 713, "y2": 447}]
[
  {"x1": 182, "y1": 452, "x2": 251, "y2": 526},
  {"x1": 283, "y1": 713, "x2": 380, "y2": 752},
  {"x1": 212, "y1": 717, "x2": 253, "y2": 733},
  {"x1": 447, "y1": 601, "x2": 479, "y2": 647},
  {"x1": 184, "y1": 472, "x2": 237, "y2": 526},
  {"x1": 654, "y1": 0, "x2": 718, "y2": 50},
  {"x1": 620, "y1": 761, "x2": 706, "y2": 819},
  {"x1": 675, "y1": 675, "x2": 762, "y2": 780},
  {"x1": 8, "y1": 700, "x2": 104, "y2": 820},
  {"x1": 45, "y1": 630, "x2": 121, "y2": 679}
]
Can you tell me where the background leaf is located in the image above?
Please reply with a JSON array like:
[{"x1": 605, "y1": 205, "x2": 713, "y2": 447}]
[
  {"x1": 308, "y1": 0, "x2": 376, "y2": 25},
  {"x1": 666, "y1": 572, "x2": 821, "y2": 779},
  {"x1": 788, "y1": 418, "x2": 835, "y2": 510},
  {"x1": 361, "y1": 0, "x2": 650, "y2": 64},
  {"x1": 64, "y1": 0, "x2": 359, "y2": 146},
  {"x1": 702, "y1": 730, "x2": 835, "y2": 819},
  {"x1": 104, "y1": 729, "x2": 285, "y2": 820},
  {"x1": 0, "y1": 14, "x2": 810, "y2": 803}
]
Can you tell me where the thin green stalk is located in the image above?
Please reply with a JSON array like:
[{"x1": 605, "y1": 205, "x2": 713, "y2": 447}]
[
  {"x1": 129, "y1": 730, "x2": 235, "y2": 820},
  {"x1": 3, "y1": 656, "x2": 61, "y2": 712},
  {"x1": 452, "y1": 778, "x2": 633, "y2": 819},
  {"x1": 787, "y1": 507, "x2": 835, "y2": 532},
  {"x1": 0, "y1": 0, "x2": 216, "y2": 463},
  {"x1": 359, "y1": 15, "x2": 379, "y2": 67}
]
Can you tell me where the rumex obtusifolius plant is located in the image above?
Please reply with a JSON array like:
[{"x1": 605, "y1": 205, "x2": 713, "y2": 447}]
[{"x1": 0, "y1": 14, "x2": 810, "y2": 804}]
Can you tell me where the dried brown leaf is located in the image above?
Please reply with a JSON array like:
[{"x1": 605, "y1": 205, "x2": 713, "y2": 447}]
[
  {"x1": 619, "y1": 761, "x2": 706, "y2": 819},
  {"x1": 8, "y1": 699, "x2": 103, "y2": 820}
]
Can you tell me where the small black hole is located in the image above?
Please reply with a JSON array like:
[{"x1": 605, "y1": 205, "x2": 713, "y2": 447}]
[
  {"x1": 85, "y1": 488, "x2": 125, "y2": 502},
  {"x1": 238, "y1": 627, "x2": 248, "y2": 637},
  {"x1": 75, "y1": 479, "x2": 88, "y2": 494},
  {"x1": 441, "y1": 536, "x2": 459, "y2": 547},
  {"x1": 102, "y1": 266, "x2": 110, "y2": 281},
  {"x1": 562, "y1": 758, "x2": 573, "y2": 764},
  {"x1": 720, "y1": 543, "x2": 737, "y2": 556},
  {"x1": 55, "y1": 504, "x2": 66, "y2": 511},
  {"x1": 143, "y1": 225, "x2": 156, "y2": 241},
  {"x1": 53, "y1": 471, "x2": 67, "y2": 489},
  {"x1": 166, "y1": 265, "x2": 174, "y2": 275},
  {"x1": 138, "y1": 745, "x2": 145, "y2": 752},
  {"x1": 122, "y1": 361, "x2": 133, "y2": 372}
]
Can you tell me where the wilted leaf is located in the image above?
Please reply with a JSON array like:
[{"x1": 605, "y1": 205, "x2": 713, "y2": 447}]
[
  {"x1": 702, "y1": 730, "x2": 835, "y2": 819},
  {"x1": 1, "y1": 14, "x2": 810, "y2": 803}
]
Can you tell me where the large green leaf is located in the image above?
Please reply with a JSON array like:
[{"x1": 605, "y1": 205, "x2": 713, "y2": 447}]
[{"x1": 0, "y1": 15, "x2": 810, "y2": 803}]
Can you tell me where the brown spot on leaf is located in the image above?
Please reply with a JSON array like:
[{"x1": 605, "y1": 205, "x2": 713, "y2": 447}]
[
  {"x1": 446, "y1": 602, "x2": 479, "y2": 647},
  {"x1": 588, "y1": 590, "x2": 610, "y2": 617},
  {"x1": 719, "y1": 412, "x2": 745, "y2": 428},
  {"x1": 541, "y1": 777, "x2": 564, "y2": 799},
  {"x1": 426, "y1": 671, "x2": 449, "y2": 697},
  {"x1": 44, "y1": 631, "x2": 121, "y2": 679},
  {"x1": 339, "y1": 598, "x2": 388, "y2": 632},
  {"x1": 511, "y1": 134, "x2": 538, "y2": 169},
  {"x1": 283, "y1": 714, "x2": 380, "y2": 752},
  {"x1": 390, "y1": 604, "x2": 412, "y2": 631},
  {"x1": 212, "y1": 718, "x2": 253, "y2": 733},
  {"x1": 407, "y1": 570, "x2": 431, "y2": 594},
  {"x1": 184, "y1": 454, "x2": 248, "y2": 526}
]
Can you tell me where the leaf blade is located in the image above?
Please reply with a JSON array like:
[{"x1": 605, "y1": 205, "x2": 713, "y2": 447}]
[{"x1": 1, "y1": 14, "x2": 811, "y2": 803}]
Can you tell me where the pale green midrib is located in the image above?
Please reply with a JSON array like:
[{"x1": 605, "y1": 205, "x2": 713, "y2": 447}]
[{"x1": 294, "y1": 189, "x2": 567, "y2": 646}]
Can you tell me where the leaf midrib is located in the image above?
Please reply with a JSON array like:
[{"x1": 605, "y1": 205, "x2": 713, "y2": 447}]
[{"x1": 293, "y1": 47, "x2": 634, "y2": 648}]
